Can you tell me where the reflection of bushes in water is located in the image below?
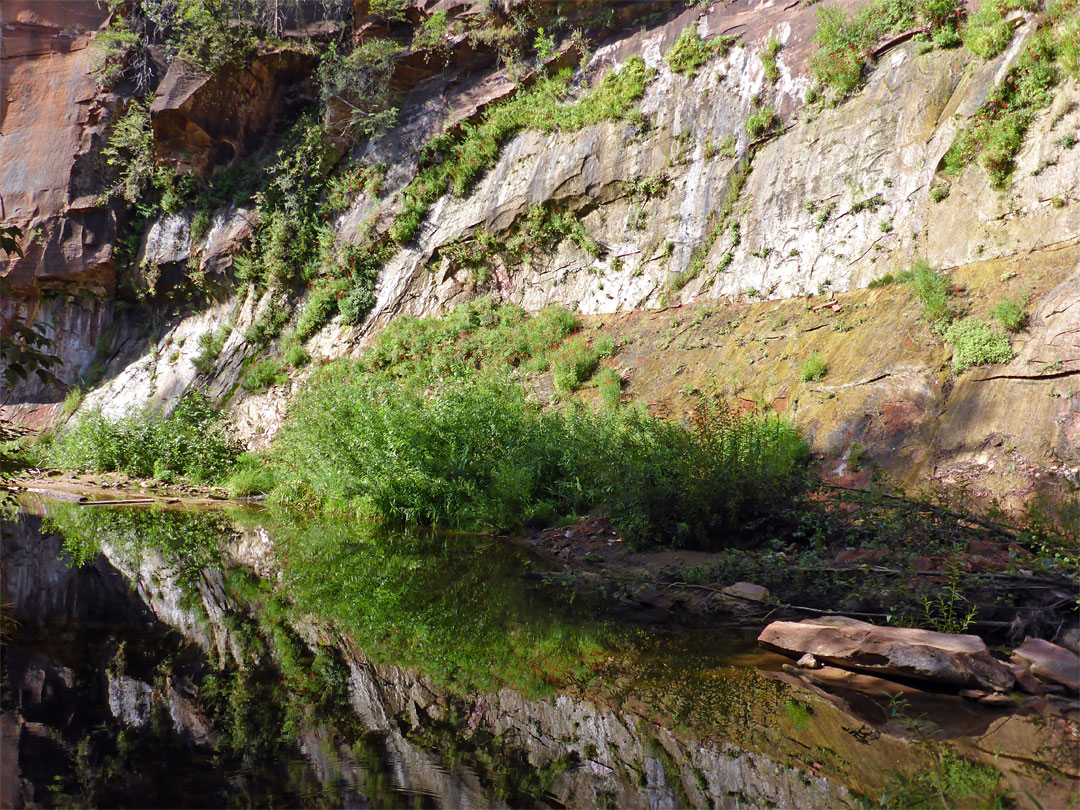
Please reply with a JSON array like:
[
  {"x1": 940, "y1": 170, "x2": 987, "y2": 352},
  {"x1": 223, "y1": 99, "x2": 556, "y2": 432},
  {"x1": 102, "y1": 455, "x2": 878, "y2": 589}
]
[
  {"x1": 257, "y1": 514, "x2": 609, "y2": 697},
  {"x1": 45, "y1": 501, "x2": 239, "y2": 583},
  {"x1": 271, "y1": 371, "x2": 809, "y2": 549},
  {"x1": 869, "y1": 746, "x2": 1004, "y2": 809}
]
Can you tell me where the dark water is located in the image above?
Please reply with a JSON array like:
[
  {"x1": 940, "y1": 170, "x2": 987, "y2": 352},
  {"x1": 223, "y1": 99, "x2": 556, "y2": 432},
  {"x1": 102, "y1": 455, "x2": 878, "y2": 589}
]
[{"x1": 2, "y1": 499, "x2": 1074, "y2": 809}]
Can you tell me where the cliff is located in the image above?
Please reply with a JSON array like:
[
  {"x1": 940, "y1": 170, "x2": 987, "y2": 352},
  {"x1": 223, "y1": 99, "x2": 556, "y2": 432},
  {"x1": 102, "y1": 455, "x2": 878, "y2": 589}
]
[{"x1": 2, "y1": 0, "x2": 1078, "y2": 508}]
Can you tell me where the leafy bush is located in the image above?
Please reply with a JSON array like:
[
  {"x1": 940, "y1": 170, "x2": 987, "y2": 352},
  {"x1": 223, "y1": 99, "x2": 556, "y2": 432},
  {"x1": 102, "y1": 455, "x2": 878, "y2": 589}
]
[
  {"x1": 318, "y1": 39, "x2": 401, "y2": 139},
  {"x1": 745, "y1": 106, "x2": 777, "y2": 139},
  {"x1": 799, "y1": 352, "x2": 828, "y2": 381},
  {"x1": 759, "y1": 35, "x2": 783, "y2": 83},
  {"x1": 193, "y1": 322, "x2": 232, "y2": 374},
  {"x1": 962, "y1": 0, "x2": 1016, "y2": 57},
  {"x1": 809, "y1": 0, "x2": 966, "y2": 94},
  {"x1": 243, "y1": 357, "x2": 288, "y2": 392},
  {"x1": 270, "y1": 371, "x2": 810, "y2": 548},
  {"x1": 224, "y1": 453, "x2": 276, "y2": 498},
  {"x1": 990, "y1": 292, "x2": 1029, "y2": 331},
  {"x1": 365, "y1": 297, "x2": 581, "y2": 383},
  {"x1": 101, "y1": 96, "x2": 155, "y2": 204},
  {"x1": 665, "y1": 27, "x2": 714, "y2": 76},
  {"x1": 551, "y1": 334, "x2": 615, "y2": 394},
  {"x1": 595, "y1": 364, "x2": 623, "y2": 408},
  {"x1": 903, "y1": 260, "x2": 954, "y2": 326},
  {"x1": 48, "y1": 390, "x2": 239, "y2": 483},
  {"x1": 944, "y1": 318, "x2": 1015, "y2": 370},
  {"x1": 944, "y1": 20, "x2": 1067, "y2": 186}
]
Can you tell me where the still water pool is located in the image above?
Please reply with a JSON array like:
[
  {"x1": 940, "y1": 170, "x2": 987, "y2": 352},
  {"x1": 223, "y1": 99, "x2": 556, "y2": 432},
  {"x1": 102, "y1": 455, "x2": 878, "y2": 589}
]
[{"x1": 2, "y1": 498, "x2": 1073, "y2": 808}]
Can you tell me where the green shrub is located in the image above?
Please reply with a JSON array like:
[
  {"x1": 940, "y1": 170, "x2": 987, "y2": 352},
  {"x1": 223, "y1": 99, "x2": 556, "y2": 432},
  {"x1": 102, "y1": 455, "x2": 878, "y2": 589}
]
[
  {"x1": 48, "y1": 389, "x2": 239, "y2": 483},
  {"x1": 809, "y1": 0, "x2": 966, "y2": 93},
  {"x1": 283, "y1": 341, "x2": 310, "y2": 368},
  {"x1": 962, "y1": 0, "x2": 1015, "y2": 57},
  {"x1": 904, "y1": 260, "x2": 954, "y2": 326},
  {"x1": 745, "y1": 106, "x2": 777, "y2": 139},
  {"x1": 365, "y1": 297, "x2": 581, "y2": 383},
  {"x1": 929, "y1": 181, "x2": 950, "y2": 202},
  {"x1": 243, "y1": 357, "x2": 288, "y2": 392},
  {"x1": 944, "y1": 21, "x2": 1066, "y2": 186},
  {"x1": 990, "y1": 292, "x2": 1029, "y2": 331},
  {"x1": 193, "y1": 322, "x2": 232, "y2": 374},
  {"x1": 759, "y1": 35, "x2": 783, "y2": 83},
  {"x1": 595, "y1": 364, "x2": 623, "y2": 408},
  {"x1": 665, "y1": 27, "x2": 734, "y2": 76},
  {"x1": 551, "y1": 334, "x2": 616, "y2": 394},
  {"x1": 270, "y1": 372, "x2": 810, "y2": 548},
  {"x1": 944, "y1": 318, "x2": 1015, "y2": 371},
  {"x1": 799, "y1": 352, "x2": 828, "y2": 381},
  {"x1": 224, "y1": 453, "x2": 276, "y2": 498}
]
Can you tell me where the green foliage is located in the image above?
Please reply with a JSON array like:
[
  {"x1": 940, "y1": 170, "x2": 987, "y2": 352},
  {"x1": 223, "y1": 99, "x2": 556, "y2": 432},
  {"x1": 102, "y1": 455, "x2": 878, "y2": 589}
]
[
  {"x1": 595, "y1": 364, "x2": 623, "y2": 408},
  {"x1": 270, "y1": 372, "x2": 809, "y2": 549},
  {"x1": 282, "y1": 340, "x2": 310, "y2": 368},
  {"x1": 903, "y1": 260, "x2": 954, "y2": 326},
  {"x1": 318, "y1": 39, "x2": 401, "y2": 139},
  {"x1": 224, "y1": 453, "x2": 277, "y2": 497},
  {"x1": 412, "y1": 10, "x2": 450, "y2": 54},
  {"x1": 243, "y1": 357, "x2": 288, "y2": 392},
  {"x1": 759, "y1": 35, "x2": 783, "y2": 83},
  {"x1": 929, "y1": 181, "x2": 950, "y2": 202},
  {"x1": 325, "y1": 163, "x2": 386, "y2": 213},
  {"x1": 990, "y1": 291, "x2": 1029, "y2": 331},
  {"x1": 664, "y1": 27, "x2": 735, "y2": 76},
  {"x1": 944, "y1": 19, "x2": 1068, "y2": 186},
  {"x1": 551, "y1": 334, "x2": 615, "y2": 394},
  {"x1": 365, "y1": 297, "x2": 581, "y2": 383},
  {"x1": 943, "y1": 318, "x2": 1015, "y2": 371},
  {"x1": 799, "y1": 351, "x2": 828, "y2": 381},
  {"x1": 102, "y1": 97, "x2": 155, "y2": 204},
  {"x1": 809, "y1": 0, "x2": 966, "y2": 94},
  {"x1": 193, "y1": 322, "x2": 232, "y2": 374},
  {"x1": 392, "y1": 57, "x2": 650, "y2": 245},
  {"x1": 745, "y1": 106, "x2": 777, "y2": 139},
  {"x1": 47, "y1": 389, "x2": 239, "y2": 483},
  {"x1": 504, "y1": 203, "x2": 599, "y2": 258}
]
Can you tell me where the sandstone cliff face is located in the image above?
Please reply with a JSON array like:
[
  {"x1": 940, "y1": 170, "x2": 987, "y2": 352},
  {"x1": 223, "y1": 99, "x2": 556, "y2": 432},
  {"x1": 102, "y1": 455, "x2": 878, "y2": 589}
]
[{"x1": 3, "y1": 0, "x2": 1078, "y2": 505}]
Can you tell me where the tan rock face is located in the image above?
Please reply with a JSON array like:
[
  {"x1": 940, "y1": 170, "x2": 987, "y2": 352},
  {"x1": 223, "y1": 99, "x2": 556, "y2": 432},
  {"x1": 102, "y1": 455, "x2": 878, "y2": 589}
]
[{"x1": 758, "y1": 617, "x2": 1017, "y2": 692}]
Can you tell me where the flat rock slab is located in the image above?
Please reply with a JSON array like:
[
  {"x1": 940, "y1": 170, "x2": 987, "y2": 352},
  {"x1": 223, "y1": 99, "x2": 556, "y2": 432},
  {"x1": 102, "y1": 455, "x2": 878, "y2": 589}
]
[
  {"x1": 758, "y1": 617, "x2": 1016, "y2": 692},
  {"x1": 1013, "y1": 637, "x2": 1080, "y2": 693}
]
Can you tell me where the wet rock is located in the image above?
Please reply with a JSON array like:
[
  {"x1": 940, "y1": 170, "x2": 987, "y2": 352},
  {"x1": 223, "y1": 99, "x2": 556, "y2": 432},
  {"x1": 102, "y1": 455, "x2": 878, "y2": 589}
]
[
  {"x1": 722, "y1": 582, "x2": 770, "y2": 601},
  {"x1": 1012, "y1": 638, "x2": 1080, "y2": 693},
  {"x1": 758, "y1": 617, "x2": 1016, "y2": 692}
]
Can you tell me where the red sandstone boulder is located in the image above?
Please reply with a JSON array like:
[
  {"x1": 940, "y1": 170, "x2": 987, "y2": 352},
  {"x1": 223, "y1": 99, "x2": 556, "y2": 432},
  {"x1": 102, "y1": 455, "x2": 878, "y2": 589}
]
[
  {"x1": 1012, "y1": 637, "x2": 1080, "y2": 693},
  {"x1": 758, "y1": 617, "x2": 1016, "y2": 692}
]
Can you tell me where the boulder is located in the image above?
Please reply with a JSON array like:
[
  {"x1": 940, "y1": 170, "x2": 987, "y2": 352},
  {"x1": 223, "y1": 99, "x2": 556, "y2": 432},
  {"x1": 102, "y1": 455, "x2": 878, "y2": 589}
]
[
  {"x1": 722, "y1": 582, "x2": 770, "y2": 601},
  {"x1": 758, "y1": 617, "x2": 1016, "y2": 692},
  {"x1": 1012, "y1": 638, "x2": 1080, "y2": 694}
]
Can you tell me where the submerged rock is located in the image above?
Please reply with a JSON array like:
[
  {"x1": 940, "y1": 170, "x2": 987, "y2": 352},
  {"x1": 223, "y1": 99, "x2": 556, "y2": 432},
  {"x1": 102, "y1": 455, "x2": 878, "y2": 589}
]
[{"x1": 758, "y1": 617, "x2": 1016, "y2": 692}]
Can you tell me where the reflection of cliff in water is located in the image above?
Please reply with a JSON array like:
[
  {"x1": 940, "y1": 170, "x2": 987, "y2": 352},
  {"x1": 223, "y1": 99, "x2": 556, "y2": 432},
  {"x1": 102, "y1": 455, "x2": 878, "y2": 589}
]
[{"x1": 3, "y1": 503, "x2": 1075, "y2": 808}]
